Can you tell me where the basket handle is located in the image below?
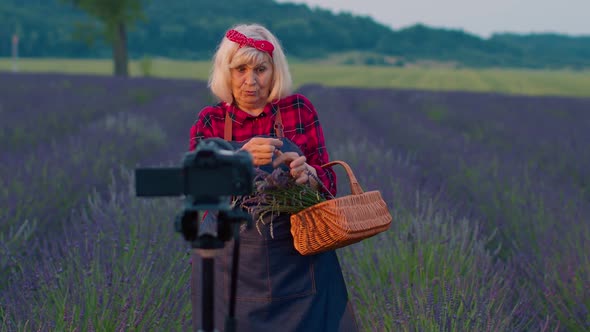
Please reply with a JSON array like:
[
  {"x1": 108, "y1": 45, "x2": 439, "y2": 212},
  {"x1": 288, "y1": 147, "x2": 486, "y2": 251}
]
[{"x1": 320, "y1": 160, "x2": 364, "y2": 195}]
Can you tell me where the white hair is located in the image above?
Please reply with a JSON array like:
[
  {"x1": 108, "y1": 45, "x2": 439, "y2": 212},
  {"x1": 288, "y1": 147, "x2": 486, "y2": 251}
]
[{"x1": 208, "y1": 23, "x2": 293, "y2": 104}]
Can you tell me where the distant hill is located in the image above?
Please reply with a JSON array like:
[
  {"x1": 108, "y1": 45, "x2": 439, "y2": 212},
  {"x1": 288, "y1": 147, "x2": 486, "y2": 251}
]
[{"x1": 1, "y1": 0, "x2": 589, "y2": 69}]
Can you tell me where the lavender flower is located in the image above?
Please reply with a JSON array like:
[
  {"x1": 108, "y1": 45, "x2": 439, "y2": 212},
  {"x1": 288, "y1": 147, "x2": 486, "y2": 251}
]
[{"x1": 237, "y1": 167, "x2": 326, "y2": 237}]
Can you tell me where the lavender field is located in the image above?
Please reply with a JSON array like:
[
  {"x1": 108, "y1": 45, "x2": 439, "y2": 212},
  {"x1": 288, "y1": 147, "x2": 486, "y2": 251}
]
[{"x1": 1, "y1": 72, "x2": 589, "y2": 331}]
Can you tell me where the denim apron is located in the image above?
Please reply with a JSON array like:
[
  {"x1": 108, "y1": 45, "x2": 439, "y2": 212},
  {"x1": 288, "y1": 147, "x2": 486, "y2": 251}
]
[{"x1": 190, "y1": 108, "x2": 359, "y2": 332}]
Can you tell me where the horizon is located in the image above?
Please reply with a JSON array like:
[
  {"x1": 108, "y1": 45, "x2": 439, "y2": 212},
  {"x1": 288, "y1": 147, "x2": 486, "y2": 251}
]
[{"x1": 276, "y1": 0, "x2": 590, "y2": 38}]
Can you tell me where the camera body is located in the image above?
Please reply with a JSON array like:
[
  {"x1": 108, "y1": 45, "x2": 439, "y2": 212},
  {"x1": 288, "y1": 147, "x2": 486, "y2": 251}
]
[{"x1": 135, "y1": 137, "x2": 254, "y2": 211}]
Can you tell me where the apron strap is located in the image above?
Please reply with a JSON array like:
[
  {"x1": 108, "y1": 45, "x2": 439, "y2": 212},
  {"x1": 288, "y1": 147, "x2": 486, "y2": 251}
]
[
  {"x1": 224, "y1": 106, "x2": 284, "y2": 140},
  {"x1": 224, "y1": 111, "x2": 232, "y2": 141},
  {"x1": 274, "y1": 107, "x2": 284, "y2": 138}
]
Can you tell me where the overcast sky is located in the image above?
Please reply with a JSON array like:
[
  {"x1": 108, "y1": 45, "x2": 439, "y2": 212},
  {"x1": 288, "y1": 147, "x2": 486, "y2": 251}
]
[{"x1": 276, "y1": 0, "x2": 590, "y2": 38}]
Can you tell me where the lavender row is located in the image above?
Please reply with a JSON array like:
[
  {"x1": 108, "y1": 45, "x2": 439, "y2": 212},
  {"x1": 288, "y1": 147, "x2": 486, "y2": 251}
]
[
  {"x1": 0, "y1": 72, "x2": 208, "y2": 156},
  {"x1": 2, "y1": 170, "x2": 193, "y2": 331},
  {"x1": 1, "y1": 72, "x2": 587, "y2": 329},
  {"x1": 310, "y1": 83, "x2": 589, "y2": 262},
  {"x1": 0, "y1": 73, "x2": 209, "y2": 235},
  {"x1": 300, "y1": 84, "x2": 590, "y2": 329},
  {"x1": 302, "y1": 84, "x2": 589, "y2": 244},
  {"x1": 1, "y1": 166, "x2": 530, "y2": 331},
  {"x1": 0, "y1": 74, "x2": 210, "y2": 293},
  {"x1": 415, "y1": 91, "x2": 590, "y2": 202},
  {"x1": 0, "y1": 112, "x2": 169, "y2": 284}
]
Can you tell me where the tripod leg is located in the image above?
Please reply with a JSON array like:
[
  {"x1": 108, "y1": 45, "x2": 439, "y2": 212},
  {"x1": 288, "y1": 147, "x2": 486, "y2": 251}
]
[
  {"x1": 202, "y1": 257, "x2": 215, "y2": 332},
  {"x1": 191, "y1": 252, "x2": 200, "y2": 332},
  {"x1": 225, "y1": 224, "x2": 241, "y2": 332}
]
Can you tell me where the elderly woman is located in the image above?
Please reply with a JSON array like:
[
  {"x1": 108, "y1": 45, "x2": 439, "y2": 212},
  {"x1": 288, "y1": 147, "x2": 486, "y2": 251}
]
[{"x1": 189, "y1": 24, "x2": 359, "y2": 332}]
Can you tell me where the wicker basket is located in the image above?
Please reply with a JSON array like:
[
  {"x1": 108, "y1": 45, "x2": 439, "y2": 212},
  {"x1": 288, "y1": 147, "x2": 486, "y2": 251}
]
[{"x1": 290, "y1": 161, "x2": 392, "y2": 255}]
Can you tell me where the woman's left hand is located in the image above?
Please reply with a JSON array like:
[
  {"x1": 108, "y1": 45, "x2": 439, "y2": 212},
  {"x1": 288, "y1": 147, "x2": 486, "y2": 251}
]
[{"x1": 273, "y1": 151, "x2": 317, "y2": 185}]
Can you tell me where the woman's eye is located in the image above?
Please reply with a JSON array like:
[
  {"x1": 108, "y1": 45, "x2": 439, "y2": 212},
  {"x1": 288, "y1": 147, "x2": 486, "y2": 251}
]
[{"x1": 257, "y1": 67, "x2": 266, "y2": 73}]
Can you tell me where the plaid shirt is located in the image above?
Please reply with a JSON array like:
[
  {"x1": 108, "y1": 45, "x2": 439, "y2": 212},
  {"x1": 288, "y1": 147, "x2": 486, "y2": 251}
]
[{"x1": 189, "y1": 93, "x2": 337, "y2": 198}]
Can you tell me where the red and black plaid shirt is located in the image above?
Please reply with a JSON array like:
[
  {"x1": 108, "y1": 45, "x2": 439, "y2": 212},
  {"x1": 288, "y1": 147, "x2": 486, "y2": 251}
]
[{"x1": 189, "y1": 93, "x2": 337, "y2": 197}]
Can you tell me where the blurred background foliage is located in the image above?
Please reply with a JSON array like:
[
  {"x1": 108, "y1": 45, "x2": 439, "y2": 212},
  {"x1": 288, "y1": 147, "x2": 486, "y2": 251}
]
[{"x1": 1, "y1": 0, "x2": 590, "y2": 69}]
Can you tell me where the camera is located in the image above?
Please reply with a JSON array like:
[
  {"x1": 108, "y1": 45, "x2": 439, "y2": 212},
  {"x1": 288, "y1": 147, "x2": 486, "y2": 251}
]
[
  {"x1": 134, "y1": 137, "x2": 255, "y2": 332},
  {"x1": 135, "y1": 137, "x2": 254, "y2": 210}
]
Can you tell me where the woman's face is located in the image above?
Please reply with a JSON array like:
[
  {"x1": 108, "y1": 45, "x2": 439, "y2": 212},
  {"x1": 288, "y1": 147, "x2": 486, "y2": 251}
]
[{"x1": 230, "y1": 60, "x2": 273, "y2": 113}]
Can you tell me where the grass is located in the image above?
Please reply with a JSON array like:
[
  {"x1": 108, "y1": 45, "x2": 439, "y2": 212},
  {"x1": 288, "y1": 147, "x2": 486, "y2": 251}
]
[{"x1": 1, "y1": 57, "x2": 590, "y2": 98}]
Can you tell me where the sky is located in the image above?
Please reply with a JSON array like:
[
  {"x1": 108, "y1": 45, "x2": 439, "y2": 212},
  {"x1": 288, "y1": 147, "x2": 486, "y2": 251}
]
[{"x1": 276, "y1": 0, "x2": 590, "y2": 38}]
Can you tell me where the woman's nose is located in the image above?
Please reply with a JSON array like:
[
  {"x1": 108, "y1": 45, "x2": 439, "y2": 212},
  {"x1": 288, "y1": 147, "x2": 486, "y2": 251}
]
[{"x1": 244, "y1": 70, "x2": 256, "y2": 85}]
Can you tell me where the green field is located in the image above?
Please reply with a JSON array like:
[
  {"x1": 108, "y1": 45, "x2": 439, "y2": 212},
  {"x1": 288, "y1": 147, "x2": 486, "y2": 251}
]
[{"x1": 1, "y1": 57, "x2": 590, "y2": 97}]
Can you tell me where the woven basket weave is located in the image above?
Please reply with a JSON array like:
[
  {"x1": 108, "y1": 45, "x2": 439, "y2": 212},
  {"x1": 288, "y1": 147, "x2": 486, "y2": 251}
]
[{"x1": 290, "y1": 160, "x2": 392, "y2": 255}]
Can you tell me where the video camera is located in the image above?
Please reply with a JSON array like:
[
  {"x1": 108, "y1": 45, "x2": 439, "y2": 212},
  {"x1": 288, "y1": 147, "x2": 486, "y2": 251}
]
[{"x1": 135, "y1": 137, "x2": 254, "y2": 209}]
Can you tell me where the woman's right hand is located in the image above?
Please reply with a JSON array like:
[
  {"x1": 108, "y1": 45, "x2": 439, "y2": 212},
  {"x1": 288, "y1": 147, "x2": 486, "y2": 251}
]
[{"x1": 240, "y1": 137, "x2": 283, "y2": 166}]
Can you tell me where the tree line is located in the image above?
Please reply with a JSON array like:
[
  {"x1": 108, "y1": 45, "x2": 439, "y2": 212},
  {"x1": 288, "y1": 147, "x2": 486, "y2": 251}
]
[{"x1": 1, "y1": 0, "x2": 589, "y2": 76}]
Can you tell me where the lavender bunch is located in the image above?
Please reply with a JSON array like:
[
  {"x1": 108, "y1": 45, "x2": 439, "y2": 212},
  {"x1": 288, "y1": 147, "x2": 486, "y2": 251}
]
[{"x1": 236, "y1": 167, "x2": 327, "y2": 237}]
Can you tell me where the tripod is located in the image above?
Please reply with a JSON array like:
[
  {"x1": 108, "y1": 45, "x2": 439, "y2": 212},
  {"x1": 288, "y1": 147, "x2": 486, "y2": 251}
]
[{"x1": 177, "y1": 206, "x2": 252, "y2": 332}]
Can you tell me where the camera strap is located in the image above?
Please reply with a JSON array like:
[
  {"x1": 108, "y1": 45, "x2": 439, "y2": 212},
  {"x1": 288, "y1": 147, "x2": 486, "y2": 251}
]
[{"x1": 224, "y1": 107, "x2": 284, "y2": 141}]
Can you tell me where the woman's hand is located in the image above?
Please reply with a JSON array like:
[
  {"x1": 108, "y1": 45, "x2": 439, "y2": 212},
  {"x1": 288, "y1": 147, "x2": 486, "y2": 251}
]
[
  {"x1": 273, "y1": 151, "x2": 318, "y2": 186},
  {"x1": 240, "y1": 137, "x2": 283, "y2": 166}
]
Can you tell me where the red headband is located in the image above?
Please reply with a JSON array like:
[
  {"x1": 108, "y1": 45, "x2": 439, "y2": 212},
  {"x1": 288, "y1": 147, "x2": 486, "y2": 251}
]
[{"x1": 225, "y1": 29, "x2": 274, "y2": 58}]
